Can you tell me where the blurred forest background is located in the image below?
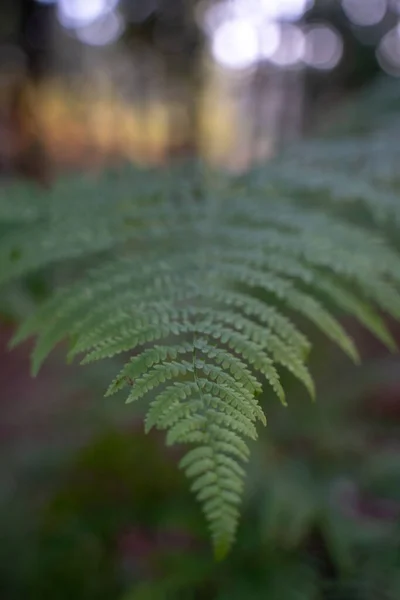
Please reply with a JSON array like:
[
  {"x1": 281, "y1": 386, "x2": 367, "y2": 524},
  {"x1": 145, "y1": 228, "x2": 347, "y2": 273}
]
[{"x1": 1, "y1": 1, "x2": 400, "y2": 599}]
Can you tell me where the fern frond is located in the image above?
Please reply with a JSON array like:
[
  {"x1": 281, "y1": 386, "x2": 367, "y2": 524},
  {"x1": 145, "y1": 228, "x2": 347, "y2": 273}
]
[{"x1": 2, "y1": 93, "x2": 400, "y2": 556}]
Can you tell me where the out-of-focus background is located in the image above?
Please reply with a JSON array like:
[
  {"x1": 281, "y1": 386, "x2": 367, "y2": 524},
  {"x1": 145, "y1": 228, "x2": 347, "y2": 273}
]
[
  {"x1": 1, "y1": 1, "x2": 400, "y2": 599},
  {"x1": 2, "y1": 0, "x2": 400, "y2": 173}
]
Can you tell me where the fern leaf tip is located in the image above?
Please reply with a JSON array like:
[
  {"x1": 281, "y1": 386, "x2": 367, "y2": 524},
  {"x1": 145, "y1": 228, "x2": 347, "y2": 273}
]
[
  {"x1": 8, "y1": 327, "x2": 28, "y2": 349},
  {"x1": 30, "y1": 357, "x2": 43, "y2": 377},
  {"x1": 213, "y1": 537, "x2": 233, "y2": 561}
]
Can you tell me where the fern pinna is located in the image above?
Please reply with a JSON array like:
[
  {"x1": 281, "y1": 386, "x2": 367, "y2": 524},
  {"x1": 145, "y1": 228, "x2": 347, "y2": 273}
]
[{"x1": 1, "y1": 104, "x2": 400, "y2": 558}]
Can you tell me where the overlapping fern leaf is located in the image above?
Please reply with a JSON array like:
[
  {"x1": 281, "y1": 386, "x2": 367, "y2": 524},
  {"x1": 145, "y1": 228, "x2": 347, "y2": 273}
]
[{"x1": 1, "y1": 100, "x2": 400, "y2": 557}]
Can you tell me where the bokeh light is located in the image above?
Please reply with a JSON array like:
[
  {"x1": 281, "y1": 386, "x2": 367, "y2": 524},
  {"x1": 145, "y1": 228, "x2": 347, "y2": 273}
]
[
  {"x1": 211, "y1": 17, "x2": 259, "y2": 70},
  {"x1": 390, "y1": 0, "x2": 400, "y2": 14},
  {"x1": 74, "y1": 10, "x2": 124, "y2": 46},
  {"x1": 376, "y1": 24, "x2": 400, "y2": 75},
  {"x1": 198, "y1": 2, "x2": 227, "y2": 35},
  {"x1": 200, "y1": 0, "x2": 314, "y2": 34},
  {"x1": 269, "y1": 23, "x2": 305, "y2": 67},
  {"x1": 259, "y1": 22, "x2": 281, "y2": 59},
  {"x1": 29, "y1": 1, "x2": 400, "y2": 76},
  {"x1": 304, "y1": 24, "x2": 344, "y2": 70},
  {"x1": 230, "y1": 0, "x2": 266, "y2": 20},
  {"x1": 57, "y1": 0, "x2": 119, "y2": 29},
  {"x1": 230, "y1": 0, "x2": 314, "y2": 22},
  {"x1": 204, "y1": 0, "x2": 342, "y2": 73},
  {"x1": 342, "y1": 0, "x2": 387, "y2": 27},
  {"x1": 259, "y1": 0, "x2": 314, "y2": 22}
]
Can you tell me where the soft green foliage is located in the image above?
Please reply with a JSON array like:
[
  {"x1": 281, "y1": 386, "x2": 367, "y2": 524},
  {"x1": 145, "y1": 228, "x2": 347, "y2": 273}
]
[{"x1": 1, "y1": 89, "x2": 400, "y2": 556}]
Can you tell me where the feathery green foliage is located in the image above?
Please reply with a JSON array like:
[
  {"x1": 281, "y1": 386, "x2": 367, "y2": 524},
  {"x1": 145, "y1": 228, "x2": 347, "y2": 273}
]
[{"x1": 1, "y1": 87, "x2": 400, "y2": 556}]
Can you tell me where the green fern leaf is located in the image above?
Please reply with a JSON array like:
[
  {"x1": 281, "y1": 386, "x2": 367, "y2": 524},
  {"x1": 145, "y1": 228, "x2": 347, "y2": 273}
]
[{"x1": 2, "y1": 89, "x2": 400, "y2": 556}]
